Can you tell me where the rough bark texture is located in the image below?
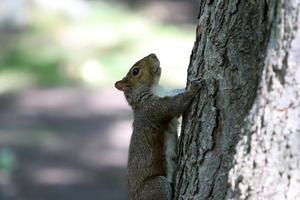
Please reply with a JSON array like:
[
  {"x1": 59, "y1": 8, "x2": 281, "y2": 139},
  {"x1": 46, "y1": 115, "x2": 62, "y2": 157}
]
[
  {"x1": 227, "y1": 1, "x2": 300, "y2": 199},
  {"x1": 175, "y1": 0, "x2": 300, "y2": 199}
]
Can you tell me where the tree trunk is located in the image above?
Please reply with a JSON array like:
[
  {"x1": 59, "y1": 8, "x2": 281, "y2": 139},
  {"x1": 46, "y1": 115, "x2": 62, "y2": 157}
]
[{"x1": 175, "y1": 1, "x2": 300, "y2": 199}]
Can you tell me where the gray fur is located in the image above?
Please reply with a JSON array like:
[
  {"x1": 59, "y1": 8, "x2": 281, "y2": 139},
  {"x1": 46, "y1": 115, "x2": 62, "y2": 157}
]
[
  {"x1": 152, "y1": 86, "x2": 185, "y2": 184},
  {"x1": 115, "y1": 54, "x2": 204, "y2": 199},
  {"x1": 125, "y1": 83, "x2": 202, "y2": 200}
]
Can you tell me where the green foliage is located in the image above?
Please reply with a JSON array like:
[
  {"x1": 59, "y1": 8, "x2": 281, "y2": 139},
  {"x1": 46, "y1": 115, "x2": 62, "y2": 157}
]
[
  {"x1": 0, "y1": 38, "x2": 66, "y2": 86},
  {"x1": 0, "y1": 1, "x2": 193, "y2": 89},
  {"x1": 0, "y1": 149, "x2": 16, "y2": 172}
]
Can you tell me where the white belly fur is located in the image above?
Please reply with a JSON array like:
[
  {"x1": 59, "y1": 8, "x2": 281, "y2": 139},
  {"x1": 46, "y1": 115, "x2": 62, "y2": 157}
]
[{"x1": 152, "y1": 85, "x2": 183, "y2": 183}]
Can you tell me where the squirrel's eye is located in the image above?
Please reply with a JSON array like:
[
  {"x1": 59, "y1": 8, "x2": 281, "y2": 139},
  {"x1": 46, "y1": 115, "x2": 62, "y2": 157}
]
[{"x1": 132, "y1": 67, "x2": 140, "y2": 76}]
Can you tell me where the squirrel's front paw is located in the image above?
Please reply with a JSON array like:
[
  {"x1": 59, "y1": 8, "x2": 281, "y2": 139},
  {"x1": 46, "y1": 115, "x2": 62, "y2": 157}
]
[{"x1": 190, "y1": 78, "x2": 205, "y2": 91}]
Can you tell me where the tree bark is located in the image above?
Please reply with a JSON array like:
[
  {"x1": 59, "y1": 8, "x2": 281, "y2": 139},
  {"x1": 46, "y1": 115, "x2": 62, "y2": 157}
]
[{"x1": 175, "y1": 1, "x2": 300, "y2": 199}]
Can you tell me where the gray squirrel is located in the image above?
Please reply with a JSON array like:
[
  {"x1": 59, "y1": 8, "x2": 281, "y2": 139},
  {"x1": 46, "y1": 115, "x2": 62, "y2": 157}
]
[{"x1": 115, "y1": 54, "x2": 203, "y2": 200}]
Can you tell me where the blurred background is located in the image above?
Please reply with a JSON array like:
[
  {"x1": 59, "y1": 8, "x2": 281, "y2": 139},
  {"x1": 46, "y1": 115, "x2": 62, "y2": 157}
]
[{"x1": 0, "y1": 0, "x2": 198, "y2": 199}]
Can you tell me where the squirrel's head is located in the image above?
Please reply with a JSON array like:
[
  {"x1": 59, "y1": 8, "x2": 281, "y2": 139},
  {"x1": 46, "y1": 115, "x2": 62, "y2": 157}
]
[{"x1": 115, "y1": 53, "x2": 161, "y2": 92}]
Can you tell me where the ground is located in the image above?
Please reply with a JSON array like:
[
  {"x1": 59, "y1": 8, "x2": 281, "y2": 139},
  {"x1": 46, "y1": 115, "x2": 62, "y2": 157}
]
[{"x1": 0, "y1": 87, "x2": 131, "y2": 200}]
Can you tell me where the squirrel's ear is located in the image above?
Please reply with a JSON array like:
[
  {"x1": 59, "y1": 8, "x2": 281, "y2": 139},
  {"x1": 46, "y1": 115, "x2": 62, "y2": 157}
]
[{"x1": 115, "y1": 80, "x2": 130, "y2": 91}]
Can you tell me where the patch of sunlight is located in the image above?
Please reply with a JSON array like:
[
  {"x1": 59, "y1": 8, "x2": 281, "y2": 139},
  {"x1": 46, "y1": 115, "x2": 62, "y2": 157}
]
[
  {"x1": 80, "y1": 59, "x2": 106, "y2": 84},
  {"x1": 79, "y1": 148, "x2": 128, "y2": 168},
  {"x1": 33, "y1": 0, "x2": 90, "y2": 20},
  {"x1": 122, "y1": 18, "x2": 151, "y2": 39},
  {"x1": 107, "y1": 120, "x2": 132, "y2": 150},
  {"x1": 136, "y1": 36, "x2": 194, "y2": 87},
  {"x1": 56, "y1": 25, "x2": 119, "y2": 49},
  {"x1": 0, "y1": 72, "x2": 34, "y2": 94},
  {"x1": 32, "y1": 167, "x2": 92, "y2": 185}
]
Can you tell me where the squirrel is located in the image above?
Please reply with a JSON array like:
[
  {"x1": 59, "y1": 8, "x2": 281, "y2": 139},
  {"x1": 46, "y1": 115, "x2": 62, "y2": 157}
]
[{"x1": 115, "y1": 53, "x2": 203, "y2": 200}]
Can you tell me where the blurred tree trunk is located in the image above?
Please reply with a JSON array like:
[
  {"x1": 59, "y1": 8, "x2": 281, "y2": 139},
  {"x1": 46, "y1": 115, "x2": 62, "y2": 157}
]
[{"x1": 175, "y1": 1, "x2": 300, "y2": 199}]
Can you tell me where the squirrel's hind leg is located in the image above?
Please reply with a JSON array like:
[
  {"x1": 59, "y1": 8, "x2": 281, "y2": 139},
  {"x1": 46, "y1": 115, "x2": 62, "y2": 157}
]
[{"x1": 135, "y1": 176, "x2": 172, "y2": 200}]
